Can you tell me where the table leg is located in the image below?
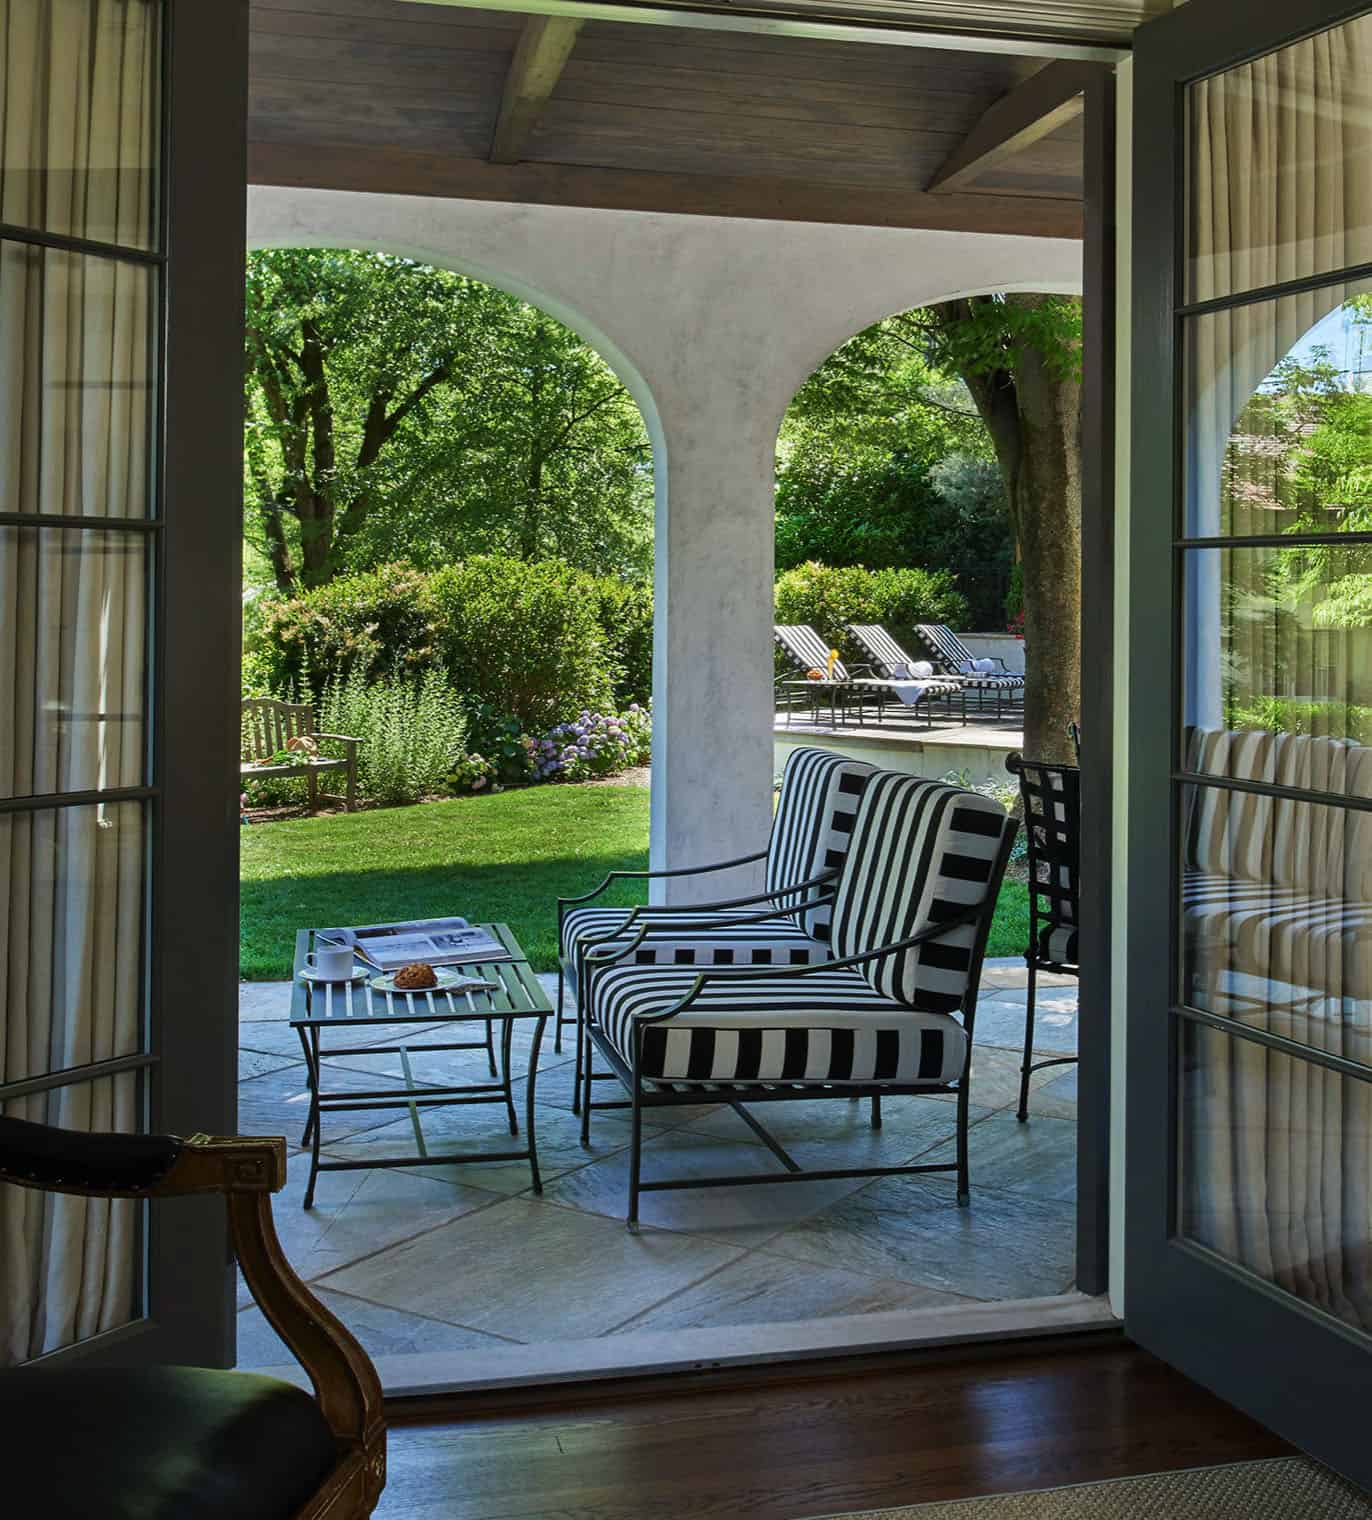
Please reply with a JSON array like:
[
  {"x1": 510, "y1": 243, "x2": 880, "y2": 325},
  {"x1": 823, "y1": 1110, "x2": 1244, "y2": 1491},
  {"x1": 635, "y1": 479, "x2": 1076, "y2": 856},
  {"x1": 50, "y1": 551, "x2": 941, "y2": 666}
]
[
  {"x1": 501, "y1": 1015, "x2": 518, "y2": 1137},
  {"x1": 526, "y1": 1015, "x2": 546, "y2": 1193},
  {"x1": 484, "y1": 1017, "x2": 498, "y2": 1080},
  {"x1": 297, "y1": 1023, "x2": 318, "y2": 1149},
  {"x1": 304, "y1": 1024, "x2": 323, "y2": 1209}
]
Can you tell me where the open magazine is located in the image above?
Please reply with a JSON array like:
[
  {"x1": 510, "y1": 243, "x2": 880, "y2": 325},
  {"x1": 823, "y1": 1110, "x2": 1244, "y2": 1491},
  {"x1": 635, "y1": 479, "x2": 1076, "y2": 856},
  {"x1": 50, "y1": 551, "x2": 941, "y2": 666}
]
[{"x1": 316, "y1": 917, "x2": 510, "y2": 972}]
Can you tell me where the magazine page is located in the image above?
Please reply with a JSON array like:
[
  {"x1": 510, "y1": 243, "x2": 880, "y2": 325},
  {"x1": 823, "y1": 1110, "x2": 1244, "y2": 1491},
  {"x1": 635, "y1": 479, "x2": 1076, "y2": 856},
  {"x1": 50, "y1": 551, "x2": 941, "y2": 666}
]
[{"x1": 317, "y1": 918, "x2": 509, "y2": 970}]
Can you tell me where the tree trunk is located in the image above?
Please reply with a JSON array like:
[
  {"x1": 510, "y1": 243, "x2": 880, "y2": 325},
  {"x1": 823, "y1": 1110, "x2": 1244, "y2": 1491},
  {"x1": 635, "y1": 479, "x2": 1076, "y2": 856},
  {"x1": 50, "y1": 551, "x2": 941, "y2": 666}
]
[
  {"x1": 929, "y1": 295, "x2": 1082, "y2": 765},
  {"x1": 1012, "y1": 346, "x2": 1081, "y2": 764}
]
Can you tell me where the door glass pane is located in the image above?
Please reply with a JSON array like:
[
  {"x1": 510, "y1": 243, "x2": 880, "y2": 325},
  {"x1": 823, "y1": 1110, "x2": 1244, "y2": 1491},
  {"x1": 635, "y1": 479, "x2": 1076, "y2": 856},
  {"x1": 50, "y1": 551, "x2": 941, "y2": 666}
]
[
  {"x1": 1181, "y1": 545, "x2": 1372, "y2": 779},
  {"x1": 0, "y1": 802, "x2": 147, "y2": 1086},
  {"x1": 0, "y1": 0, "x2": 162, "y2": 250},
  {"x1": 0, "y1": 1072, "x2": 144, "y2": 1363},
  {"x1": 1186, "y1": 15, "x2": 1372, "y2": 305},
  {"x1": 1179, "y1": 1020, "x2": 1372, "y2": 1337},
  {"x1": 1, "y1": 528, "x2": 149, "y2": 798},
  {"x1": 0, "y1": 241, "x2": 157, "y2": 519},
  {"x1": 1178, "y1": 782, "x2": 1372, "y2": 1055},
  {"x1": 1183, "y1": 282, "x2": 1372, "y2": 540}
]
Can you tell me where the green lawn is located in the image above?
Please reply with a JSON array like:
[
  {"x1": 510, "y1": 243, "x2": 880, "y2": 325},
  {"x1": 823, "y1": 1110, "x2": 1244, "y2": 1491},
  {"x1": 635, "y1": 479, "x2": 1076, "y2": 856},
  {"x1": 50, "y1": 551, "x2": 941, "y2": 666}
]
[{"x1": 240, "y1": 785, "x2": 1028, "y2": 980}]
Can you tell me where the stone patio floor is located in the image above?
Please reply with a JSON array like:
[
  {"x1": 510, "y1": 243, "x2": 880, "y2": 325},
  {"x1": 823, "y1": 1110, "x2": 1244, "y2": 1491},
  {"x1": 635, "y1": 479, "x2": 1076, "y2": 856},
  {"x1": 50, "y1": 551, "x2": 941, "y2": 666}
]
[{"x1": 235, "y1": 960, "x2": 1079, "y2": 1369}]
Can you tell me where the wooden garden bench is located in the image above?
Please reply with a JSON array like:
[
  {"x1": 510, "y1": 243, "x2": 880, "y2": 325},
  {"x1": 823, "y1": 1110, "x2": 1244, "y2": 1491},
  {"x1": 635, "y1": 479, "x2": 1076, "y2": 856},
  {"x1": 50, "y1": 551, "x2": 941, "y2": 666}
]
[{"x1": 241, "y1": 698, "x2": 360, "y2": 812}]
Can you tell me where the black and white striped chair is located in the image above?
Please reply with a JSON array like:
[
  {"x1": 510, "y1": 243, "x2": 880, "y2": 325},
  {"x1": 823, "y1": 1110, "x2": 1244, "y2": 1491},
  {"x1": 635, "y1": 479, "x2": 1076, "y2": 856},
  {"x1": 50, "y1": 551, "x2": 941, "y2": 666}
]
[
  {"x1": 913, "y1": 623, "x2": 1025, "y2": 720},
  {"x1": 773, "y1": 624, "x2": 912, "y2": 727},
  {"x1": 846, "y1": 624, "x2": 966, "y2": 727},
  {"x1": 576, "y1": 770, "x2": 1018, "y2": 1225},
  {"x1": 557, "y1": 747, "x2": 878, "y2": 1099},
  {"x1": 1006, "y1": 753, "x2": 1081, "y2": 1122}
]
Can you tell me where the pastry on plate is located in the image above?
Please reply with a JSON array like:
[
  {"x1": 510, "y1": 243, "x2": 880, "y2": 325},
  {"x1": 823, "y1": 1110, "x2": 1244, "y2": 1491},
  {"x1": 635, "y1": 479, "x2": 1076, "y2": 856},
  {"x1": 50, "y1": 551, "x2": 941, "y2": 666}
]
[{"x1": 393, "y1": 961, "x2": 439, "y2": 990}]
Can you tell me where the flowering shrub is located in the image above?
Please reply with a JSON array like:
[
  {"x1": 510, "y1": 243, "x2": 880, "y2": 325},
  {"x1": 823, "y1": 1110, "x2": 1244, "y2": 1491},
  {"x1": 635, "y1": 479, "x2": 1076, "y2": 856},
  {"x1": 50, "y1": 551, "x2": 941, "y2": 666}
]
[
  {"x1": 445, "y1": 751, "x2": 503, "y2": 794},
  {"x1": 529, "y1": 705, "x2": 651, "y2": 782}
]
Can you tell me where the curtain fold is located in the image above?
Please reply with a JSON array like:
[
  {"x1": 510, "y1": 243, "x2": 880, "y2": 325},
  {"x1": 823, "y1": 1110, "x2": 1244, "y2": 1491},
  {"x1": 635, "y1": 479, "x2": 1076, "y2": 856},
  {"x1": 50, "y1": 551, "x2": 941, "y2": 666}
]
[
  {"x1": 0, "y1": 0, "x2": 158, "y2": 1365},
  {"x1": 1182, "y1": 15, "x2": 1372, "y2": 1340}
]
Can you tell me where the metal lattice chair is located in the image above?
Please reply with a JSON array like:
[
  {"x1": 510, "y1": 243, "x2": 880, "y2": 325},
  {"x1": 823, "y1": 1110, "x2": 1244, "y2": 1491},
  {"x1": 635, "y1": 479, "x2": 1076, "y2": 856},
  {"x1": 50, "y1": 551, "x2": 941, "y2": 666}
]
[{"x1": 1006, "y1": 752, "x2": 1081, "y2": 1122}]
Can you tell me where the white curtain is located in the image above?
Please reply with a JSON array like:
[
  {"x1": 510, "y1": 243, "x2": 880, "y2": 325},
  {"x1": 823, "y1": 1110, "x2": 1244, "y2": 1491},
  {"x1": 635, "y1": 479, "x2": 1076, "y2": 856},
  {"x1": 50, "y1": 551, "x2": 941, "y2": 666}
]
[
  {"x1": 1182, "y1": 15, "x2": 1372, "y2": 1337},
  {"x1": 0, "y1": 0, "x2": 159, "y2": 1364}
]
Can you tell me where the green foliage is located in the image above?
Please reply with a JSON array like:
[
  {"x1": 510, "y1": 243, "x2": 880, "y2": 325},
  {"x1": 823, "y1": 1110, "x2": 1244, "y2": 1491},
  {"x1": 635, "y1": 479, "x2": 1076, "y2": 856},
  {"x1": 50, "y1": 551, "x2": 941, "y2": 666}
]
[
  {"x1": 1224, "y1": 696, "x2": 1372, "y2": 744},
  {"x1": 244, "y1": 249, "x2": 652, "y2": 592},
  {"x1": 319, "y1": 667, "x2": 469, "y2": 805},
  {"x1": 923, "y1": 294, "x2": 1084, "y2": 385},
  {"x1": 460, "y1": 701, "x2": 536, "y2": 785},
  {"x1": 257, "y1": 557, "x2": 620, "y2": 729},
  {"x1": 775, "y1": 311, "x2": 1012, "y2": 628},
  {"x1": 588, "y1": 578, "x2": 654, "y2": 705},
  {"x1": 773, "y1": 561, "x2": 967, "y2": 668},
  {"x1": 427, "y1": 556, "x2": 614, "y2": 728}
]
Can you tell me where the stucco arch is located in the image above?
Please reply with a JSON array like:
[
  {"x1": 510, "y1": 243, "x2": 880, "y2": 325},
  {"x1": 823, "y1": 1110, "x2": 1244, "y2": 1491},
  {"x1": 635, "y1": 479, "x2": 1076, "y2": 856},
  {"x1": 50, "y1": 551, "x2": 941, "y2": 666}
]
[{"x1": 247, "y1": 187, "x2": 1082, "y2": 896}]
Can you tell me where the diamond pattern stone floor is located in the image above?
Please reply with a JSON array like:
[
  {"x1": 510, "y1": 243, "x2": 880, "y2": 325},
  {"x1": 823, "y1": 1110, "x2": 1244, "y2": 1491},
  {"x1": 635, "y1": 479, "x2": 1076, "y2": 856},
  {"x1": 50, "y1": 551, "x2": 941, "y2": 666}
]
[{"x1": 235, "y1": 961, "x2": 1078, "y2": 1368}]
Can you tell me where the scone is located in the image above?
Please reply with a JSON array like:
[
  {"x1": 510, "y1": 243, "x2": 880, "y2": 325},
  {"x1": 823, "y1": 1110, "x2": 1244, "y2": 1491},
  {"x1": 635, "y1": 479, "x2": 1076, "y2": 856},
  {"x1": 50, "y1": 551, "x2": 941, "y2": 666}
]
[{"x1": 393, "y1": 961, "x2": 439, "y2": 990}]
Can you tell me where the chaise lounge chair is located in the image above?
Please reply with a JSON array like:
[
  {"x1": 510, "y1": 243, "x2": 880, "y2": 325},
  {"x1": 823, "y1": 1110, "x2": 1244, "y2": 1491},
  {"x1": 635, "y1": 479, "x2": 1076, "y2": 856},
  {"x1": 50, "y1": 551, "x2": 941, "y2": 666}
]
[
  {"x1": 774, "y1": 624, "x2": 960, "y2": 728},
  {"x1": 913, "y1": 623, "x2": 1025, "y2": 720},
  {"x1": 846, "y1": 624, "x2": 968, "y2": 726}
]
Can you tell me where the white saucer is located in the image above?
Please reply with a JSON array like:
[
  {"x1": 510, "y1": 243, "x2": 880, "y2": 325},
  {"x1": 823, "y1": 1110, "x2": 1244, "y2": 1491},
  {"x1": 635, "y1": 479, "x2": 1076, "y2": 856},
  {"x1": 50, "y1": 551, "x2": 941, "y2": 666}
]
[{"x1": 298, "y1": 965, "x2": 368, "y2": 985}]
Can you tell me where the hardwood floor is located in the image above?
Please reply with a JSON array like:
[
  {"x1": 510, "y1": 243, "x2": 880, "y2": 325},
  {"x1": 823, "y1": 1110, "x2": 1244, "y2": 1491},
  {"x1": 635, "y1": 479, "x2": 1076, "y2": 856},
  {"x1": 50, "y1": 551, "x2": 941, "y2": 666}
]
[{"x1": 378, "y1": 1341, "x2": 1289, "y2": 1518}]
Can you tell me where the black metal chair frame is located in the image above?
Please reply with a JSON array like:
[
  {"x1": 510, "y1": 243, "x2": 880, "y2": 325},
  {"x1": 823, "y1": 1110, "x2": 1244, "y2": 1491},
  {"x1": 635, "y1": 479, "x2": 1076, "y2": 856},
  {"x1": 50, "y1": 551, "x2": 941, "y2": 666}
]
[
  {"x1": 1006, "y1": 752, "x2": 1081, "y2": 1122},
  {"x1": 574, "y1": 822, "x2": 1018, "y2": 1227},
  {"x1": 557, "y1": 863, "x2": 838, "y2": 1111}
]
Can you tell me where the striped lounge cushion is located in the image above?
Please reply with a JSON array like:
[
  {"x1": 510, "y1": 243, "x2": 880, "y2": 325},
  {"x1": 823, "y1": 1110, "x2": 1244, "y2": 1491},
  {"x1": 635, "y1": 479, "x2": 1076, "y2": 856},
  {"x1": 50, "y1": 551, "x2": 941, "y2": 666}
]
[
  {"x1": 775, "y1": 625, "x2": 850, "y2": 682},
  {"x1": 560, "y1": 905, "x2": 827, "y2": 972},
  {"x1": 831, "y1": 773, "x2": 1007, "y2": 1011},
  {"x1": 593, "y1": 962, "x2": 967, "y2": 1085}
]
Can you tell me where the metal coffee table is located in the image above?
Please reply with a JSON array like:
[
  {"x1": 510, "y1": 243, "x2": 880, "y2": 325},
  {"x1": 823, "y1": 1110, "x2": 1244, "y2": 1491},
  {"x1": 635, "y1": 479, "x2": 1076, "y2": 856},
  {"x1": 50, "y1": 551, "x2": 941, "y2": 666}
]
[{"x1": 289, "y1": 921, "x2": 552, "y2": 1208}]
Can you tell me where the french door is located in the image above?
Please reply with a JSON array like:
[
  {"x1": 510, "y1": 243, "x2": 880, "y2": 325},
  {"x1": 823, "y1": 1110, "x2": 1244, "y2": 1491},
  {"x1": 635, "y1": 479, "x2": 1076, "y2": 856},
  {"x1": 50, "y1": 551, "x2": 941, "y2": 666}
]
[
  {"x1": 0, "y1": 0, "x2": 246, "y2": 1368},
  {"x1": 1129, "y1": 0, "x2": 1372, "y2": 1484}
]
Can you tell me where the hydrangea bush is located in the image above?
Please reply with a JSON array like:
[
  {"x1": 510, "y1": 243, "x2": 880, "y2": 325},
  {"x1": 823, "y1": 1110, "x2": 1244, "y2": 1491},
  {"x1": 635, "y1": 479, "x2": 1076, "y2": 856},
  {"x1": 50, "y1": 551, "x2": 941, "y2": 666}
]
[{"x1": 529, "y1": 705, "x2": 651, "y2": 783}]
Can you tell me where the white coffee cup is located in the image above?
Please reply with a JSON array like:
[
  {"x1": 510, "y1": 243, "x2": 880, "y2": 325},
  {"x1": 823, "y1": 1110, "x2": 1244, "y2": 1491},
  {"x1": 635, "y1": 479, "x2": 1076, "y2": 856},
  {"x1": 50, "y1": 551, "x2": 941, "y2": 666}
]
[{"x1": 305, "y1": 943, "x2": 355, "y2": 980}]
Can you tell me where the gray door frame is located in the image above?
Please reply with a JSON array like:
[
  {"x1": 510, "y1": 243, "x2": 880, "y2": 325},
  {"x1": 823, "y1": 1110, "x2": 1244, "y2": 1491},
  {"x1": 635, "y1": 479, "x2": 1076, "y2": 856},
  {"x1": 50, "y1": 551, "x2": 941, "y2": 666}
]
[{"x1": 1127, "y1": 0, "x2": 1372, "y2": 1482}]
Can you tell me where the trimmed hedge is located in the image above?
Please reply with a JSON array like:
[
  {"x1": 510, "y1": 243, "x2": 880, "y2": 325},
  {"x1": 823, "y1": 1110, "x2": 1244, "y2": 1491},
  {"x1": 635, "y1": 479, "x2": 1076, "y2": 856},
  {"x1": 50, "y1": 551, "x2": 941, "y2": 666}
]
[
  {"x1": 257, "y1": 557, "x2": 646, "y2": 729},
  {"x1": 773, "y1": 561, "x2": 968, "y2": 671}
]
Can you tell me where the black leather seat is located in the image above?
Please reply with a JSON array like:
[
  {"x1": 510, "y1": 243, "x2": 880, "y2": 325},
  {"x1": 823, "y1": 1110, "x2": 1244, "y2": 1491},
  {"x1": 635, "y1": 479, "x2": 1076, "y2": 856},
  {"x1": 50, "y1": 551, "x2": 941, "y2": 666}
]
[{"x1": 1, "y1": 1365, "x2": 340, "y2": 1520}]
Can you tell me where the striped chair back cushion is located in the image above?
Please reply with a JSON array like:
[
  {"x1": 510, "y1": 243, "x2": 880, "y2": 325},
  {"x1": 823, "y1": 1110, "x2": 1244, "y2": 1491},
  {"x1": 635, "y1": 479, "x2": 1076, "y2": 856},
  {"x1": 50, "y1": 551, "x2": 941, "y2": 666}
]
[
  {"x1": 914, "y1": 623, "x2": 975, "y2": 674},
  {"x1": 830, "y1": 772, "x2": 1008, "y2": 1010},
  {"x1": 848, "y1": 625, "x2": 913, "y2": 678},
  {"x1": 775, "y1": 625, "x2": 850, "y2": 683},
  {"x1": 766, "y1": 746, "x2": 877, "y2": 940},
  {"x1": 1183, "y1": 727, "x2": 1372, "y2": 901}
]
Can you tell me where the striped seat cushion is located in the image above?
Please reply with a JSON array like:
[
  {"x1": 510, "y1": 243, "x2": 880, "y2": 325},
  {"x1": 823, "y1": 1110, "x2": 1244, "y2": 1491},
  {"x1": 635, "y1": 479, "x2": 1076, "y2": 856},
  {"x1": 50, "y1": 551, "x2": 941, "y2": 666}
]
[
  {"x1": 561, "y1": 905, "x2": 827, "y2": 971},
  {"x1": 831, "y1": 773, "x2": 1008, "y2": 1011},
  {"x1": 594, "y1": 962, "x2": 967, "y2": 1085}
]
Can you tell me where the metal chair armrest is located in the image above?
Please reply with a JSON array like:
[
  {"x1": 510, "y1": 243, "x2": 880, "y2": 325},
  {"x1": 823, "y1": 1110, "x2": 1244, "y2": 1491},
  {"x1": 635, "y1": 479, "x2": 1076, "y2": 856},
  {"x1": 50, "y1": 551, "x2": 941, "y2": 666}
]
[{"x1": 557, "y1": 849, "x2": 768, "y2": 912}]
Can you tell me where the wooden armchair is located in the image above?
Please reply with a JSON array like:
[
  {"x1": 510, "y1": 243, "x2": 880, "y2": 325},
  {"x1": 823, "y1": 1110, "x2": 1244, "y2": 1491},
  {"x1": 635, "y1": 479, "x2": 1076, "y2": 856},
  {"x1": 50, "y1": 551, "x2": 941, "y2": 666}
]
[
  {"x1": 242, "y1": 698, "x2": 361, "y2": 812},
  {"x1": 0, "y1": 1118, "x2": 385, "y2": 1520}
]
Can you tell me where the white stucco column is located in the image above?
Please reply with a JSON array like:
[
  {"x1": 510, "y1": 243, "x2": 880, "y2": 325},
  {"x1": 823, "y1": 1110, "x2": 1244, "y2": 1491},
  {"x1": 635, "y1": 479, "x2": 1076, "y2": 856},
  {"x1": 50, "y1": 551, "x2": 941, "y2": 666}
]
[
  {"x1": 650, "y1": 401, "x2": 778, "y2": 902},
  {"x1": 246, "y1": 187, "x2": 1081, "y2": 900}
]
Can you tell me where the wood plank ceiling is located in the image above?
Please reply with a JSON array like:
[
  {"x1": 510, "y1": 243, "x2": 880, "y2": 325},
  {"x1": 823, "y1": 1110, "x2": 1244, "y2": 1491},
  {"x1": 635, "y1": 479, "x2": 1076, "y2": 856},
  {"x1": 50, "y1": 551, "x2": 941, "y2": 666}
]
[{"x1": 248, "y1": 0, "x2": 1108, "y2": 236}]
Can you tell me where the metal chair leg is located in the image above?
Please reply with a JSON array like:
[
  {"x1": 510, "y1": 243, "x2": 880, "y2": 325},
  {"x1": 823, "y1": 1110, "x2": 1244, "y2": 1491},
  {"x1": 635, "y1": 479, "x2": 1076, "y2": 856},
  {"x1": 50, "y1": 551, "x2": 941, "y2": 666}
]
[
  {"x1": 870, "y1": 1093, "x2": 882, "y2": 1130},
  {"x1": 580, "y1": 1023, "x2": 595, "y2": 1147},
  {"x1": 554, "y1": 964, "x2": 565, "y2": 1054},
  {"x1": 1017, "y1": 959, "x2": 1038, "y2": 1122},
  {"x1": 627, "y1": 1066, "x2": 644, "y2": 1231}
]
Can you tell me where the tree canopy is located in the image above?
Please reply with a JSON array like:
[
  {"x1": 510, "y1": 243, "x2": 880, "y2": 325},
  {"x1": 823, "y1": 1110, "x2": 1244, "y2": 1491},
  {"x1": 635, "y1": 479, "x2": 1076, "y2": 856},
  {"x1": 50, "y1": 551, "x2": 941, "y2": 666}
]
[
  {"x1": 244, "y1": 249, "x2": 652, "y2": 592},
  {"x1": 775, "y1": 313, "x2": 1013, "y2": 629}
]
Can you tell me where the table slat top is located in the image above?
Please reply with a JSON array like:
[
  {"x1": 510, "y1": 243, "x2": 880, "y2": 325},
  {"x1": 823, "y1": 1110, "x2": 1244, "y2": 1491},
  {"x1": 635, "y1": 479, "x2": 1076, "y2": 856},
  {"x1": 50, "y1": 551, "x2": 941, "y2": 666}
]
[{"x1": 289, "y1": 922, "x2": 552, "y2": 1027}]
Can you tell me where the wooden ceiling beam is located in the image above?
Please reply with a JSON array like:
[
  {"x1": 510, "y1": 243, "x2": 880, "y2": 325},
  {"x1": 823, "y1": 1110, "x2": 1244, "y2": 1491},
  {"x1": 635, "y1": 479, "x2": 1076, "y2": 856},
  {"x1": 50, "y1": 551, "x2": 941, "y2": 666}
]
[
  {"x1": 489, "y1": 15, "x2": 583, "y2": 163},
  {"x1": 250, "y1": 139, "x2": 1084, "y2": 238},
  {"x1": 927, "y1": 60, "x2": 1093, "y2": 193}
]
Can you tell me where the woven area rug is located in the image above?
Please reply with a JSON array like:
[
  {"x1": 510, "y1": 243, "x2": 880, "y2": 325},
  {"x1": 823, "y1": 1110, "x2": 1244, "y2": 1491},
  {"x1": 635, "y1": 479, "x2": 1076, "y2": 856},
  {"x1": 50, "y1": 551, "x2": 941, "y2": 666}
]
[{"x1": 817, "y1": 1458, "x2": 1372, "y2": 1519}]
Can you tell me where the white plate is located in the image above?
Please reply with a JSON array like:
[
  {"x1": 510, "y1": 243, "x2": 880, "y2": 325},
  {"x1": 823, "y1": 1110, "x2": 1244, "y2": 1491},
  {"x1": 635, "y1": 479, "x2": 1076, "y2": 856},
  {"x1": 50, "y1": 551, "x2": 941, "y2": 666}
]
[
  {"x1": 369, "y1": 967, "x2": 496, "y2": 995},
  {"x1": 298, "y1": 965, "x2": 368, "y2": 985}
]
